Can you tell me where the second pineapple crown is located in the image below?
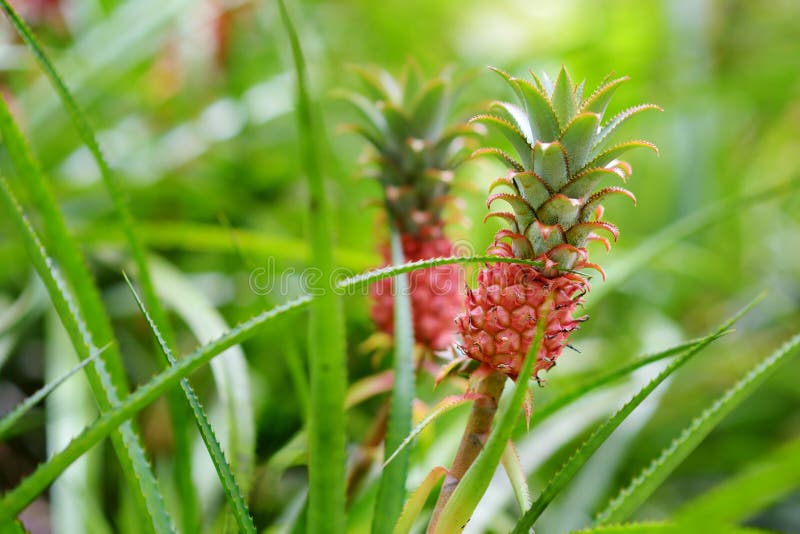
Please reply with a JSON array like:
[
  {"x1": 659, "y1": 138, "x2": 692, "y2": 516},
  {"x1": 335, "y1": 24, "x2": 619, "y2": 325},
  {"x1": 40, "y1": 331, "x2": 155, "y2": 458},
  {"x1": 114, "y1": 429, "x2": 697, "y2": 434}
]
[{"x1": 340, "y1": 63, "x2": 478, "y2": 237}]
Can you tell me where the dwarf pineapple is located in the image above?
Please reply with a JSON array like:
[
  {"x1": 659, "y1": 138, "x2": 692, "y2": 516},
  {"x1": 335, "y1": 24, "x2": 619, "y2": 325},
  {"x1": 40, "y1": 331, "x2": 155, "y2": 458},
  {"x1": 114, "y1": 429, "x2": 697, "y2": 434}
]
[
  {"x1": 342, "y1": 64, "x2": 476, "y2": 351},
  {"x1": 456, "y1": 66, "x2": 660, "y2": 379}
]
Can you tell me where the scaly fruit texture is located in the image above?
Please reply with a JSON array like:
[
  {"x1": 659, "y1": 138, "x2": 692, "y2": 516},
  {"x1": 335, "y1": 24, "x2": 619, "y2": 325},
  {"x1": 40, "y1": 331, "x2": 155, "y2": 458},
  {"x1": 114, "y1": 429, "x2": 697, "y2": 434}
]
[
  {"x1": 456, "y1": 66, "x2": 659, "y2": 379},
  {"x1": 342, "y1": 65, "x2": 476, "y2": 351}
]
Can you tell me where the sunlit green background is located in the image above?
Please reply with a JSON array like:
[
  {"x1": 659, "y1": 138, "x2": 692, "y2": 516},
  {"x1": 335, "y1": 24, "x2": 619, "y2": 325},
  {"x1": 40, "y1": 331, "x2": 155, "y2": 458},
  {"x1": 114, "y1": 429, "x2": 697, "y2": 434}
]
[{"x1": 1, "y1": 0, "x2": 799, "y2": 532}]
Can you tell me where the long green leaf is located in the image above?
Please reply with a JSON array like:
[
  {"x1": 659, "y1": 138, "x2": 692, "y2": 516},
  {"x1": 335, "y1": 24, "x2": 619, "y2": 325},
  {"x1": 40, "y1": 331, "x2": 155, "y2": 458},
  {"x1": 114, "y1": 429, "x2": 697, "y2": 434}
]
[
  {"x1": 0, "y1": 254, "x2": 567, "y2": 518},
  {"x1": 674, "y1": 434, "x2": 800, "y2": 528},
  {"x1": 0, "y1": 178, "x2": 174, "y2": 533},
  {"x1": 0, "y1": 2, "x2": 209, "y2": 528},
  {"x1": 45, "y1": 312, "x2": 111, "y2": 534},
  {"x1": 0, "y1": 346, "x2": 104, "y2": 440},
  {"x1": 278, "y1": 2, "x2": 348, "y2": 532},
  {"x1": 502, "y1": 440, "x2": 531, "y2": 513},
  {"x1": 511, "y1": 296, "x2": 763, "y2": 533},
  {"x1": 433, "y1": 312, "x2": 547, "y2": 533},
  {"x1": 383, "y1": 394, "x2": 479, "y2": 469},
  {"x1": 123, "y1": 274, "x2": 257, "y2": 534},
  {"x1": 393, "y1": 467, "x2": 448, "y2": 534},
  {"x1": 0, "y1": 274, "x2": 45, "y2": 341},
  {"x1": 149, "y1": 258, "x2": 255, "y2": 493},
  {"x1": 373, "y1": 231, "x2": 416, "y2": 532},
  {"x1": 595, "y1": 331, "x2": 800, "y2": 525},
  {"x1": 346, "y1": 255, "x2": 547, "y2": 284},
  {"x1": 81, "y1": 221, "x2": 378, "y2": 272},
  {"x1": 531, "y1": 331, "x2": 733, "y2": 426}
]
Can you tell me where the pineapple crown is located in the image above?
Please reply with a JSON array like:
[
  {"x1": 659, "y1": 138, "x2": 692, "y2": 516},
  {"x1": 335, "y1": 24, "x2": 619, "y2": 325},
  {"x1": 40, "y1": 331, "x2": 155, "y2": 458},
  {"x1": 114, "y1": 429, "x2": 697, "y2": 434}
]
[
  {"x1": 475, "y1": 66, "x2": 660, "y2": 276},
  {"x1": 339, "y1": 63, "x2": 479, "y2": 237}
]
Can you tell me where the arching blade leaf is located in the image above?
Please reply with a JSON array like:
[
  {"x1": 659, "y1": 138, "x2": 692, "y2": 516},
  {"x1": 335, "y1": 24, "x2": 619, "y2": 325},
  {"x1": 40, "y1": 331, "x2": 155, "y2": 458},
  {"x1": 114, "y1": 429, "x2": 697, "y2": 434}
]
[
  {"x1": 350, "y1": 64, "x2": 395, "y2": 102},
  {"x1": 82, "y1": 220, "x2": 378, "y2": 271},
  {"x1": 346, "y1": 370, "x2": 395, "y2": 408},
  {"x1": 471, "y1": 147, "x2": 525, "y2": 172},
  {"x1": 593, "y1": 104, "x2": 662, "y2": 154},
  {"x1": 335, "y1": 89, "x2": 388, "y2": 140},
  {"x1": 675, "y1": 435, "x2": 800, "y2": 528},
  {"x1": 584, "y1": 140, "x2": 658, "y2": 169},
  {"x1": 0, "y1": 346, "x2": 104, "y2": 440},
  {"x1": 595, "y1": 330, "x2": 800, "y2": 525},
  {"x1": 560, "y1": 168, "x2": 621, "y2": 199},
  {"x1": 501, "y1": 440, "x2": 530, "y2": 513},
  {"x1": 373, "y1": 231, "x2": 416, "y2": 533},
  {"x1": 531, "y1": 331, "x2": 733, "y2": 426},
  {"x1": 581, "y1": 76, "x2": 629, "y2": 118},
  {"x1": 123, "y1": 274, "x2": 257, "y2": 534},
  {"x1": 490, "y1": 101, "x2": 534, "y2": 144},
  {"x1": 393, "y1": 467, "x2": 448, "y2": 534},
  {"x1": 149, "y1": 258, "x2": 255, "y2": 494},
  {"x1": 472, "y1": 114, "x2": 533, "y2": 168},
  {"x1": 511, "y1": 295, "x2": 763, "y2": 533},
  {"x1": 383, "y1": 394, "x2": 480, "y2": 469},
  {"x1": 512, "y1": 78, "x2": 560, "y2": 141}
]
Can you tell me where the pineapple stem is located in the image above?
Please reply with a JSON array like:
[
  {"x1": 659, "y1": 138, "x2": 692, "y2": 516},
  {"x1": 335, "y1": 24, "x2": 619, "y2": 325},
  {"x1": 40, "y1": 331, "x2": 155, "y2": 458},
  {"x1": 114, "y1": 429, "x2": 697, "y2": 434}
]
[
  {"x1": 348, "y1": 351, "x2": 429, "y2": 501},
  {"x1": 346, "y1": 399, "x2": 390, "y2": 501},
  {"x1": 428, "y1": 370, "x2": 508, "y2": 531}
]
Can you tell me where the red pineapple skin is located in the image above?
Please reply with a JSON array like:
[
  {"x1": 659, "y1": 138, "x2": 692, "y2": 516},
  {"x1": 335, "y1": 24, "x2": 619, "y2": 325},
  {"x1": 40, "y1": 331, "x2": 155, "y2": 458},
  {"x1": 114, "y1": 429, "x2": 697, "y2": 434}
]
[
  {"x1": 370, "y1": 226, "x2": 463, "y2": 352},
  {"x1": 455, "y1": 238, "x2": 588, "y2": 380}
]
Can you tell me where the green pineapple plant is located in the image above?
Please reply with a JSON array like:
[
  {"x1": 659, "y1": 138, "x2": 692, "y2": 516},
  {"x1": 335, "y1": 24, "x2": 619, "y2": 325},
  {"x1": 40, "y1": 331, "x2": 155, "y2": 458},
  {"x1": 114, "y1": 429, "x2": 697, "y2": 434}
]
[
  {"x1": 430, "y1": 66, "x2": 661, "y2": 527},
  {"x1": 457, "y1": 66, "x2": 661, "y2": 378},
  {"x1": 339, "y1": 64, "x2": 479, "y2": 502},
  {"x1": 341, "y1": 64, "x2": 477, "y2": 352}
]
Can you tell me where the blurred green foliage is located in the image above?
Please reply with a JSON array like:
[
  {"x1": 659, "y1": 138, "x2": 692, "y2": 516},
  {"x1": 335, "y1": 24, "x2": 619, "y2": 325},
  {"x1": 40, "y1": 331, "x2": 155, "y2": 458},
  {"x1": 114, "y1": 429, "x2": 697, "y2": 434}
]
[{"x1": 0, "y1": 0, "x2": 798, "y2": 532}]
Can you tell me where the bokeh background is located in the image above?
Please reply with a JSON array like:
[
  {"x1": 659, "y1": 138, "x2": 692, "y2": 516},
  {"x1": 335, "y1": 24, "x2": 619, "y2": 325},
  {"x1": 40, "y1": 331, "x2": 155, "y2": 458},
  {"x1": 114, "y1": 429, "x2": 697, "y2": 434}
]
[{"x1": 1, "y1": 0, "x2": 799, "y2": 532}]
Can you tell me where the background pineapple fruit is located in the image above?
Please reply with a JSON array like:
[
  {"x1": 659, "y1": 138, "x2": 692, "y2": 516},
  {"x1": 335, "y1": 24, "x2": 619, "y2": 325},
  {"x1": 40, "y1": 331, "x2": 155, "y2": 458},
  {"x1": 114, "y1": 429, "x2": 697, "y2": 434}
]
[
  {"x1": 342, "y1": 64, "x2": 477, "y2": 351},
  {"x1": 457, "y1": 66, "x2": 660, "y2": 379}
]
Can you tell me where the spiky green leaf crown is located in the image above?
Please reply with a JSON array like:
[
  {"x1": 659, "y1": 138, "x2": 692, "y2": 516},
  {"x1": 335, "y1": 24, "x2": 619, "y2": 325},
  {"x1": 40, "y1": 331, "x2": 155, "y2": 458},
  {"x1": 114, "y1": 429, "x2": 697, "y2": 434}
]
[
  {"x1": 341, "y1": 64, "x2": 478, "y2": 236},
  {"x1": 476, "y1": 66, "x2": 660, "y2": 274}
]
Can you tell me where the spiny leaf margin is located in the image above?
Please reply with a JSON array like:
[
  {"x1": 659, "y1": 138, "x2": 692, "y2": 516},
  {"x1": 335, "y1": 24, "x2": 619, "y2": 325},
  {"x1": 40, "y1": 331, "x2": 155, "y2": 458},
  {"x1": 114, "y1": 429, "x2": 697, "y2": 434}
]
[
  {"x1": 123, "y1": 274, "x2": 257, "y2": 534},
  {"x1": 0, "y1": 254, "x2": 564, "y2": 520},
  {"x1": 511, "y1": 295, "x2": 763, "y2": 533},
  {"x1": 595, "y1": 330, "x2": 800, "y2": 525}
]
